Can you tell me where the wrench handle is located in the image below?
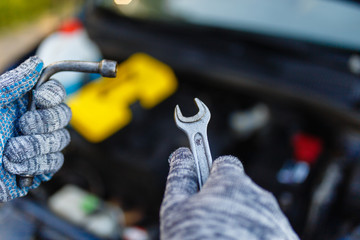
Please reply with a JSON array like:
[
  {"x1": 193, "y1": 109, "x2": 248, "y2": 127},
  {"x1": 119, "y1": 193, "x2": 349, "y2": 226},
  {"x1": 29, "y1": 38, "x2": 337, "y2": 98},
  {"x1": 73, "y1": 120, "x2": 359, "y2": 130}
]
[
  {"x1": 188, "y1": 132, "x2": 213, "y2": 188},
  {"x1": 28, "y1": 60, "x2": 117, "y2": 111},
  {"x1": 18, "y1": 175, "x2": 34, "y2": 188},
  {"x1": 174, "y1": 98, "x2": 213, "y2": 189}
]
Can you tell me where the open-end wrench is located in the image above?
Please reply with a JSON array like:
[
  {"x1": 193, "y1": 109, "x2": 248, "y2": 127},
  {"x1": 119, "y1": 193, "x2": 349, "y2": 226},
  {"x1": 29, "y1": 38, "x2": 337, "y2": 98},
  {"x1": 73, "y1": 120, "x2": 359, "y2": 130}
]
[
  {"x1": 18, "y1": 60, "x2": 117, "y2": 188},
  {"x1": 174, "y1": 98, "x2": 213, "y2": 188}
]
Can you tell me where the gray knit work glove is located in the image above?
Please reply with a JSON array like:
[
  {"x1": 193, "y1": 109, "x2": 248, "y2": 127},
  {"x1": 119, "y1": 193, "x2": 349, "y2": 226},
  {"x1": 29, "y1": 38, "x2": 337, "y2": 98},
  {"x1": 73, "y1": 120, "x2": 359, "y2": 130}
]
[
  {"x1": 160, "y1": 148, "x2": 299, "y2": 240},
  {"x1": 0, "y1": 56, "x2": 71, "y2": 202}
]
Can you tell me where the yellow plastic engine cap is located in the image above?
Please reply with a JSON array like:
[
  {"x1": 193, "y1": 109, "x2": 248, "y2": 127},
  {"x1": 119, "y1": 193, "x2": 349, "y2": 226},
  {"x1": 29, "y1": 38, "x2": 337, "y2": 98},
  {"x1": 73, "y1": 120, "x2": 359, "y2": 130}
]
[{"x1": 68, "y1": 53, "x2": 178, "y2": 142}]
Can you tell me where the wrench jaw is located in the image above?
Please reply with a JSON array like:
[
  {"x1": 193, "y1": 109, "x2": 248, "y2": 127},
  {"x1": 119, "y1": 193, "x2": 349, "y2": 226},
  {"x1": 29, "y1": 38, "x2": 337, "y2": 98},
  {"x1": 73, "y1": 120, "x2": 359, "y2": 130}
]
[{"x1": 174, "y1": 98, "x2": 210, "y2": 130}]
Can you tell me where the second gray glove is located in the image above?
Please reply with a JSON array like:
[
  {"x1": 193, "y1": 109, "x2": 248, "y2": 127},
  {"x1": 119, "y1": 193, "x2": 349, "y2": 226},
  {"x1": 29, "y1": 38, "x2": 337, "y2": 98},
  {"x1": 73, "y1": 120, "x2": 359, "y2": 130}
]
[{"x1": 160, "y1": 148, "x2": 299, "y2": 240}]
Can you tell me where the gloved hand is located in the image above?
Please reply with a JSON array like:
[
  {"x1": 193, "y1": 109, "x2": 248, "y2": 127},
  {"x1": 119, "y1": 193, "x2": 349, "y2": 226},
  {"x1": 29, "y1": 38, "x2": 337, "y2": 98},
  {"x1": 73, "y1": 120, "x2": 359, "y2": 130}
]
[
  {"x1": 0, "y1": 56, "x2": 71, "y2": 202},
  {"x1": 160, "y1": 148, "x2": 299, "y2": 240}
]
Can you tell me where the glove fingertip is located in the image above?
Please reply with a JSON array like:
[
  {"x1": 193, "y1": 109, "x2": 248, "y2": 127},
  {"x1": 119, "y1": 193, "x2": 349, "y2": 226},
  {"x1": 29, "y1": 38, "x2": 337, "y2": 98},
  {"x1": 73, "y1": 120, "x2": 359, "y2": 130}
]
[
  {"x1": 62, "y1": 128, "x2": 71, "y2": 147},
  {"x1": 168, "y1": 147, "x2": 193, "y2": 165},
  {"x1": 34, "y1": 79, "x2": 66, "y2": 108},
  {"x1": 211, "y1": 155, "x2": 245, "y2": 174},
  {"x1": 163, "y1": 147, "x2": 198, "y2": 200}
]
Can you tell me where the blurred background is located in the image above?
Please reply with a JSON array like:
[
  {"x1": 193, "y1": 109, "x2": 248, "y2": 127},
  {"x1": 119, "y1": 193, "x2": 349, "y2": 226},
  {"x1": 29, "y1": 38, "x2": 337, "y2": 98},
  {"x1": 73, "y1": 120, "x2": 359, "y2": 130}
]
[
  {"x1": 1, "y1": 0, "x2": 360, "y2": 239},
  {"x1": 0, "y1": 0, "x2": 83, "y2": 72}
]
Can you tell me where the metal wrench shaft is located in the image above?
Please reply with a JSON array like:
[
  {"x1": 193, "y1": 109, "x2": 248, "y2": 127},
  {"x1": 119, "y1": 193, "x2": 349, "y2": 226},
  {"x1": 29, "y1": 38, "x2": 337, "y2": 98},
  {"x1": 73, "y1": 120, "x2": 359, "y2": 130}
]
[
  {"x1": 175, "y1": 98, "x2": 213, "y2": 188},
  {"x1": 18, "y1": 60, "x2": 117, "y2": 188}
]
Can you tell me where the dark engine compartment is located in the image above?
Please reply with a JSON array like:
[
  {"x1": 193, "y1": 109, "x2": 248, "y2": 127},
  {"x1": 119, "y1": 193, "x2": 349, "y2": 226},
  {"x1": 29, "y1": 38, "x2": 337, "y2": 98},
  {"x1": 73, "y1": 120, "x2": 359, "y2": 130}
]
[{"x1": 16, "y1": 4, "x2": 360, "y2": 240}]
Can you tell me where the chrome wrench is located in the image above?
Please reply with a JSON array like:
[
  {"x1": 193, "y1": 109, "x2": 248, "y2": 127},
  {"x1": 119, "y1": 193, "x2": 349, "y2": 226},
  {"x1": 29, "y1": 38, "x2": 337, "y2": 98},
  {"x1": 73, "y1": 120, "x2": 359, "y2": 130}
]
[
  {"x1": 18, "y1": 60, "x2": 117, "y2": 188},
  {"x1": 174, "y1": 98, "x2": 213, "y2": 188}
]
